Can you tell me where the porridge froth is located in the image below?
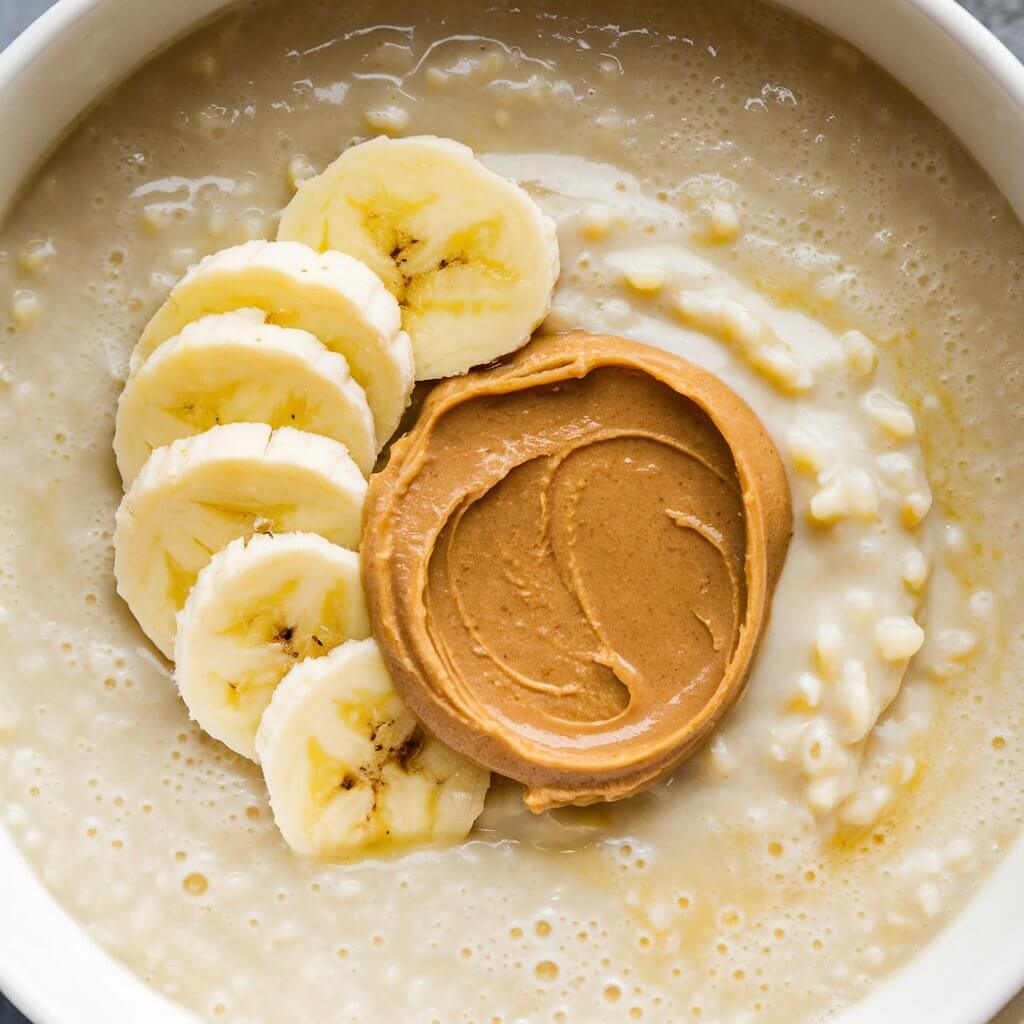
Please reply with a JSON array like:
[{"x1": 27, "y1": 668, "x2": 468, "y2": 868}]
[{"x1": 0, "y1": 0, "x2": 1022, "y2": 1021}]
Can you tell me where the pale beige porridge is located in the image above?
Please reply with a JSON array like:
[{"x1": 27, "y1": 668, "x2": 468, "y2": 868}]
[{"x1": 0, "y1": 0, "x2": 1022, "y2": 1021}]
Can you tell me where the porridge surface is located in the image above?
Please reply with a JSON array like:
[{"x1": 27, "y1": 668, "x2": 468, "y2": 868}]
[{"x1": 0, "y1": 1, "x2": 1022, "y2": 1021}]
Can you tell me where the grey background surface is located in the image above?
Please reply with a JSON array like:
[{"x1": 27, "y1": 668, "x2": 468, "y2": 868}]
[{"x1": 0, "y1": 1, "x2": 1021, "y2": 1022}]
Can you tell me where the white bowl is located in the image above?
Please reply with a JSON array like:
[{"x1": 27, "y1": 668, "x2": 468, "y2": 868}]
[{"x1": 0, "y1": 1, "x2": 1022, "y2": 1022}]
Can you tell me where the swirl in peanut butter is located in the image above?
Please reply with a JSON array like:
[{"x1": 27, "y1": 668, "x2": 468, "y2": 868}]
[{"x1": 363, "y1": 333, "x2": 791, "y2": 810}]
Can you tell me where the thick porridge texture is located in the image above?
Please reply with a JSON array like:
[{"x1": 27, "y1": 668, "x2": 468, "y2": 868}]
[{"x1": 0, "y1": 0, "x2": 1023, "y2": 1021}]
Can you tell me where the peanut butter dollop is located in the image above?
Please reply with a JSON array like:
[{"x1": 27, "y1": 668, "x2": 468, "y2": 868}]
[{"x1": 362, "y1": 333, "x2": 791, "y2": 811}]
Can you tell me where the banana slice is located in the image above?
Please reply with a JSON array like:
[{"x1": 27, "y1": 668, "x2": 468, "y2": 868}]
[
  {"x1": 256, "y1": 638, "x2": 490, "y2": 858},
  {"x1": 115, "y1": 309, "x2": 377, "y2": 485},
  {"x1": 114, "y1": 423, "x2": 366, "y2": 659},
  {"x1": 131, "y1": 240, "x2": 414, "y2": 445},
  {"x1": 277, "y1": 135, "x2": 560, "y2": 380},
  {"x1": 174, "y1": 532, "x2": 370, "y2": 761}
]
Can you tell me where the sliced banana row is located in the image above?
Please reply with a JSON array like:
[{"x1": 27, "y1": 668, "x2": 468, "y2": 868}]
[
  {"x1": 115, "y1": 137, "x2": 558, "y2": 477},
  {"x1": 114, "y1": 422, "x2": 366, "y2": 659},
  {"x1": 171, "y1": 534, "x2": 488, "y2": 858},
  {"x1": 109, "y1": 133, "x2": 557, "y2": 857},
  {"x1": 114, "y1": 437, "x2": 491, "y2": 856},
  {"x1": 131, "y1": 238, "x2": 413, "y2": 445},
  {"x1": 174, "y1": 531, "x2": 371, "y2": 761}
]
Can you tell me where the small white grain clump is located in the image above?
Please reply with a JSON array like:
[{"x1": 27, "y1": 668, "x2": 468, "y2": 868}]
[
  {"x1": 839, "y1": 783, "x2": 893, "y2": 827},
  {"x1": 808, "y1": 468, "x2": 878, "y2": 524},
  {"x1": 902, "y1": 490, "x2": 932, "y2": 527},
  {"x1": 706, "y1": 736, "x2": 737, "y2": 777},
  {"x1": 140, "y1": 205, "x2": 172, "y2": 235},
  {"x1": 579, "y1": 203, "x2": 613, "y2": 241},
  {"x1": 287, "y1": 154, "x2": 317, "y2": 192},
  {"x1": 864, "y1": 389, "x2": 916, "y2": 440},
  {"x1": 836, "y1": 658, "x2": 873, "y2": 742},
  {"x1": 11, "y1": 290, "x2": 41, "y2": 327},
  {"x1": 806, "y1": 776, "x2": 843, "y2": 815},
  {"x1": 841, "y1": 330, "x2": 877, "y2": 377},
  {"x1": 935, "y1": 628, "x2": 979, "y2": 662},
  {"x1": 813, "y1": 622, "x2": 843, "y2": 679},
  {"x1": 363, "y1": 106, "x2": 410, "y2": 135},
  {"x1": 786, "y1": 424, "x2": 829, "y2": 477},
  {"x1": 845, "y1": 469, "x2": 880, "y2": 519},
  {"x1": 623, "y1": 264, "x2": 666, "y2": 295},
  {"x1": 875, "y1": 616, "x2": 925, "y2": 662},
  {"x1": 795, "y1": 672, "x2": 823, "y2": 709},
  {"x1": 709, "y1": 199, "x2": 741, "y2": 241},
  {"x1": 18, "y1": 238, "x2": 56, "y2": 274},
  {"x1": 674, "y1": 291, "x2": 812, "y2": 393},
  {"x1": 900, "y1": 549, "x2": 930, "y2": 591},
  {"x1": 876, "y1": 452, "x2": 917, "y2": 492}
]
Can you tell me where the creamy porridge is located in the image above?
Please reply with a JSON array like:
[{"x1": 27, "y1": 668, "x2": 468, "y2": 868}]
[{"x1": 0, "y1": 0, "x2": 1023, "y2": 1021}]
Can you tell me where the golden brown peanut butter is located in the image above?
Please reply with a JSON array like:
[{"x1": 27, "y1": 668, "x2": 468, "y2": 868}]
[{"x1": 362, "y1": 333, "x2": 792, "y2": 810}]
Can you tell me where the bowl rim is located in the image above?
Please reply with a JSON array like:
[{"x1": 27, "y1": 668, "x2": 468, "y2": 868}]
[
  {"x1": 916, "y1": 0, "x2": 1024, "y2": 103},
  {"x1": 0, "y1": 1, "x2": 1023, "y2": 1023}
]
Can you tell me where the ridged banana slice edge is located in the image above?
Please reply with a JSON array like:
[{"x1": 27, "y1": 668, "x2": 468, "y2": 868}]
[
  {"x1": 256, "y1": 637, "x2": 490, "y2": 859},
  {"x1": 277, "y1": 135, "x2": 560, "y2": 380},
  {"x1": 131, "y1": 239, "x2": 414, "y2": 445},
  {"x1": 174, "y1": 531, "x2": 370, "y2": 761},
  {"x1": 115, "y1": 308, "x2": 377, "y2": 485},
  {"x1": 114, "y1": 422, "x2": 366, "y2": 659}
]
